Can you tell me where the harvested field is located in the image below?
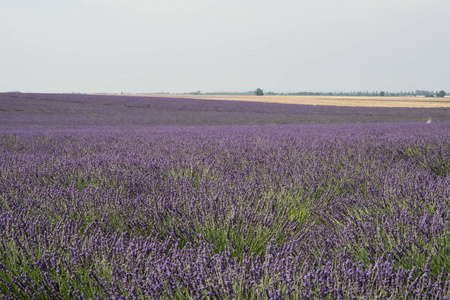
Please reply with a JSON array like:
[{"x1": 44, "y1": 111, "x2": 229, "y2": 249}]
[{"x1": 128, "y1": 94, "x2": 450, "y2": 108}]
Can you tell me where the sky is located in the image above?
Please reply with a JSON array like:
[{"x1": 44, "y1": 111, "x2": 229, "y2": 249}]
[{"x1": 1, "y1": 0, "x2": 449, "y2": 94}]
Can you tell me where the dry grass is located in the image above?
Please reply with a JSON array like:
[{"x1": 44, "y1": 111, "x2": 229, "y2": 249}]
[{"x1": 122, "y1": 94, "x2": 450, "y2": 108}]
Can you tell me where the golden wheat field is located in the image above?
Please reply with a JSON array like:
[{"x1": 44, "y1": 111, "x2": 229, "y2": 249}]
[{"x1": 117, "y1": 94, "x2": 450, "y2": 108}]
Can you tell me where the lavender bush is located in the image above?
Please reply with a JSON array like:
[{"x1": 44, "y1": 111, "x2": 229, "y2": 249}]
[{"x1": 1, "y1": 93, "x2": 450, "y2": 299}]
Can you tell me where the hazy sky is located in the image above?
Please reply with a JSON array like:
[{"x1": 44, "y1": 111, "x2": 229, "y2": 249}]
[{"x1": 1, "y1": 0, "x2": 449, "y2": 93}]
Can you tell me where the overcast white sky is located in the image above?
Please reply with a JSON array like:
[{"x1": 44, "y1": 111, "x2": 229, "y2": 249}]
[{"x1": 1, "y1": 0, "x2": 449, "y2": 93}]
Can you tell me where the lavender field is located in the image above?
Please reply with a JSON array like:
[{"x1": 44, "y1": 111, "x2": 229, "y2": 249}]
[
  {"x1": 1, "y1": 93, "x2": 450, "y2": 299},
  {"x1": 1, "y1": 93, "x2": 450, "y2": 128}
]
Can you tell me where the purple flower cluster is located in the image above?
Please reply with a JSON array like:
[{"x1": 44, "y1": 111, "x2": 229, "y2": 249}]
[{"x1": 1, "y1": 121, "x2": 449, "y2": 298}]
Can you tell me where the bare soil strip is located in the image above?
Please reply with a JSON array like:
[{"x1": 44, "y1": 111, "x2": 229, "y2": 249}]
[{"x1": 119, "y1": 94, "x2": 450, "y2": 108}]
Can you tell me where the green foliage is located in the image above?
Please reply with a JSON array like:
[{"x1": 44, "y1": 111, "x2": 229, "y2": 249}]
[{"x1": 254, "y1": 88, "x2": 264, "y2": 96}]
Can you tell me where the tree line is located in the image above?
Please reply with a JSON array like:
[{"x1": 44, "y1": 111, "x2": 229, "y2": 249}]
[
  {"x1": 185, "y1": 90, "x2": 446, "y2": 97},
  {"x1": 253, "y1": 90, "x2": 446, "y2": 97}
]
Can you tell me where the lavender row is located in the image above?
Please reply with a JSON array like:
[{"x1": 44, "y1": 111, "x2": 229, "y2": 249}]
[{"x1": 1, "y1": 122, "x2": 450, "y2": 298}]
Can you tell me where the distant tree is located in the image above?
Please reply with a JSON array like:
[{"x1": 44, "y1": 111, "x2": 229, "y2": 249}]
[
  {"x1": 255, "y1": 88, "x2": 264, "y2": 96},
  {"x1": 437, "y1": 90, "x2": 446, "y2": 98},
  {"x1": 416, "y1": 90, "x2": 433, "y2": 96},
  {"x1": 379, "y1": 91, "x2": 385, "y2": 96}
]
